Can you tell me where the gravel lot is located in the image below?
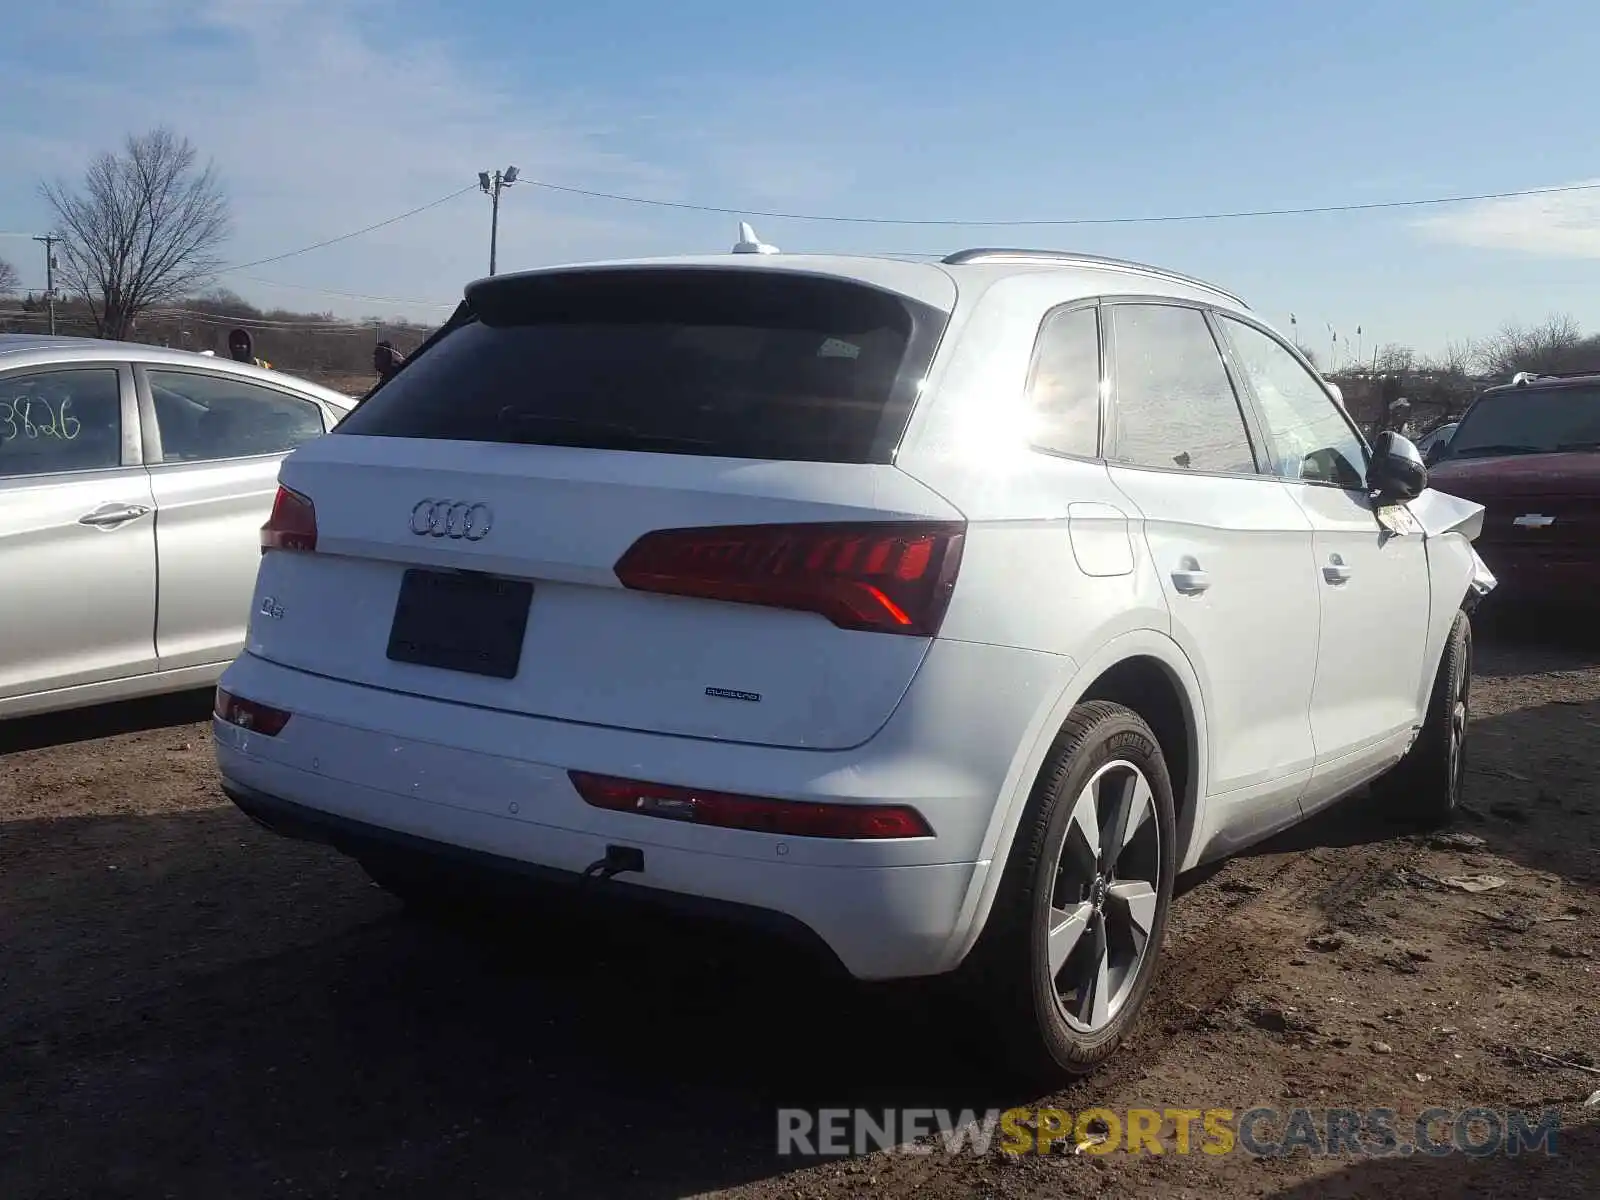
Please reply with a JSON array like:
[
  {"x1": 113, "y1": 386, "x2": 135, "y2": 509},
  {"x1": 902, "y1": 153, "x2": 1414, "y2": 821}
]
[{"x1": 3, "y1": 622, "x2": 1597, "y2": 1199}]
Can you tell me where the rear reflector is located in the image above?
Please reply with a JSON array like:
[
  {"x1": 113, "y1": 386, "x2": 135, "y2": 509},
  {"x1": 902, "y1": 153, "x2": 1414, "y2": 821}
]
[
  {"x1": 261, "y1": 485, "x2": 318, "y2": 553},
  {"x1": 213, "y1": 688, "x2": 292, "y2": 736},
  {"x1": 569, "y1": 771, "x2": 934, "y2": 840},
  {"x1": 613, "y1": 521, "x2": 965, "y2": 636}
]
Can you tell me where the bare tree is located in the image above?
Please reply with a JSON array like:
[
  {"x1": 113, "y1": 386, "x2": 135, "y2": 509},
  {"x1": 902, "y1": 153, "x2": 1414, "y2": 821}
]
[
  {"x1": 1372, "y1": 343, "x2": 1416, "y2": 374},
  {"x1": 1474, "y1": 313, "x2": 1592, "y2": 377},
  {"x1": 0, "y1": 257, "x2": 19, "y2": 296},
  {"x1": 1423, "y1": 338, "x2": 1475, "y2": 377},
  {"x1": 40, "y1": 128, "x2": 231, "y2": 339}
]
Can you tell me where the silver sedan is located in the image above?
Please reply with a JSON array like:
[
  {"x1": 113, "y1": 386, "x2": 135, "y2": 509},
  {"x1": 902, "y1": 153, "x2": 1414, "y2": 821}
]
[{"x1": 0, "y1": 335, "x2": 354, "y2": 719}]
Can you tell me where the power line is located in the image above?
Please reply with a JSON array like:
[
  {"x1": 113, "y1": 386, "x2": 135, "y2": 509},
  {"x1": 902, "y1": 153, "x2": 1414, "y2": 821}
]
[
  {"x1": 516, "y1": 177, "x2": 1600, "y2": 228},
  {"x1": 219, "y1": 185, "x2": 477, "y2": 271},
  {"x1": 232, "y1": 274, "x2": 455, "y2": 308}
]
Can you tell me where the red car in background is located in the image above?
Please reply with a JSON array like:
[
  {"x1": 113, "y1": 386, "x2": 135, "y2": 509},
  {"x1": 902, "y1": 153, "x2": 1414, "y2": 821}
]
[{"x1": 1427, "y1": 371, "x2": 1600, "y2": 611}]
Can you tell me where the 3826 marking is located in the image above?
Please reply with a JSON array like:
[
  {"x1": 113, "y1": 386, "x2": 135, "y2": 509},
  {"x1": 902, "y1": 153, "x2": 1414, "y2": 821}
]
[{"x1": 0, "y1": 398, "x2": 83, "y2": 443}]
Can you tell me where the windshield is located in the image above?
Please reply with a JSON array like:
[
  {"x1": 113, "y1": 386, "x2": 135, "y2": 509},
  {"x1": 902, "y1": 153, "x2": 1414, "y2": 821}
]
[{"x1": 1440, "y1": 385, "x2": 1600, "y2": 459}]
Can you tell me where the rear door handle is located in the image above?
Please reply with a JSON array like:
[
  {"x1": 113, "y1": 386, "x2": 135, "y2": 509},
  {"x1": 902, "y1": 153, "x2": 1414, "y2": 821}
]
[
  {"x1": 78, "y1": 502, "x2": 152, "y2": 529},
  {"x1": 1171, "y1": 556, "x2": 1211, "y2": 595},
  {"x1": 1323, "y1": 553, "x2": 1353, "y2": 585}
]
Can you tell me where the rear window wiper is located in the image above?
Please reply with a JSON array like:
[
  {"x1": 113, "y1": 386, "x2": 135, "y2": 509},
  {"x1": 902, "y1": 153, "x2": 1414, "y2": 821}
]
[{"x1": 1449, "y1": 443, "x2": 1542, "y2": 458}]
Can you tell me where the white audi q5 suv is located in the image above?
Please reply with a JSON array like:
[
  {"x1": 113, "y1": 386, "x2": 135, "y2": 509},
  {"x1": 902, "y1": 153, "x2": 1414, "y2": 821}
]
[{"x1": 214, "y1": 236, "x2": 1492, "y2": 1075}]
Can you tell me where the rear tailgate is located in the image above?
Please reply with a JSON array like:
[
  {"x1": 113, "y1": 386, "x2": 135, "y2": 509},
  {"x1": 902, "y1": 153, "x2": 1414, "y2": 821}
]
[{"x1": 246, "y1": 264, "x2": 963, "y2": 751}]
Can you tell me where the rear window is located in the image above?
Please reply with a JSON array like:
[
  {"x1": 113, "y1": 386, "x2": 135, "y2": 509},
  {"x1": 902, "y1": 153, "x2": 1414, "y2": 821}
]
[
  {"x1": 336, "y1": 268, "x2": 948, "y2": 463},
  {"x1": 1444, "y1": 384, "x2": 1600, "y2": 459}
]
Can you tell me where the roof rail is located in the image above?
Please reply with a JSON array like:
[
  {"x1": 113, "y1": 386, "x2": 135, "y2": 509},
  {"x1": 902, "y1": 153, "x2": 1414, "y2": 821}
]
[{"x1": 940, "y1": 248, "x2": 1248, "y2": 308}]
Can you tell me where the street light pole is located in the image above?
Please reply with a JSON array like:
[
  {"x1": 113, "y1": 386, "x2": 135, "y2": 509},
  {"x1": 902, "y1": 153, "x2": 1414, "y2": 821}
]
[{"x1": 478, "y1": 166, "x2": 520, "y2": 276}]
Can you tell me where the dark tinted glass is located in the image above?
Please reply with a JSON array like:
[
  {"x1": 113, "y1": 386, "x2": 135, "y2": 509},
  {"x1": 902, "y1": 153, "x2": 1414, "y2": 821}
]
[
  {"x1": 148, "y1": 371, "x2": 326, "y2": 462},
  {"x1": 1108, "y1": 305, "x2": 1257, "y2": 474},
  {"x1": 0, "y1": 368, "x2": 122, "y2": 477},
  {"x1": 337, "y1": 269, "x2": 943, "y2": 463},
  {"x1": 1444, "y1": 386, "x2": 1600, "y2": 459}
]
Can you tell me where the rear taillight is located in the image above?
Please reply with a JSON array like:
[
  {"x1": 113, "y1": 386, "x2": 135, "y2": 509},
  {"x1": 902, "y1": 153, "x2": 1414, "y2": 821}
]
[
  {"x1": 213, "y1": 688, "x2": 292, "y2": 736},
  {"x1": 569, "y1": 771, "x2": 934, "y2": 839},
  {"x1": 613, "y1": 521, "x2": 965, "y2": 636},
  {"x1": 261, "y1": 485, "x2": 317, "y2": 553}
]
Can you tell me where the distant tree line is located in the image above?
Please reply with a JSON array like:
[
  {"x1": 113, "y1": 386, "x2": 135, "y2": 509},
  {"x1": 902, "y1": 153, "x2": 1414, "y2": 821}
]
[
  {"x1": 0, "y1": 287, "x2": 433, "y2": 390},
  {"x1": 1320, "y1": 314, "x2": 1600, "y2": 437}
]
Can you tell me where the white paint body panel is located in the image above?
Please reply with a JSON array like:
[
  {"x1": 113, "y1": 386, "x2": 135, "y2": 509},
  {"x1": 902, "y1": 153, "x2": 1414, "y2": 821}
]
[{"x1": 211, "y1": 253, "x2": 1481, "y2": 981}]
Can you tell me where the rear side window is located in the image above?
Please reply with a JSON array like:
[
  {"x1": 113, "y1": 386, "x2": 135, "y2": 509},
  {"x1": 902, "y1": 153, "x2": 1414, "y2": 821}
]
[
  {"x1": 1107, "y1": 304, "x2": 1258, "y2": 475},
  {"x1": 337, "y1": 269, "x2": 949, "y2": 463},
  {"x1": 1026, "y1": 306, "x2": 1101, "y2": 457},
  {"x1": 147, "y1": 371, "x2": 326, "y2": 462}
]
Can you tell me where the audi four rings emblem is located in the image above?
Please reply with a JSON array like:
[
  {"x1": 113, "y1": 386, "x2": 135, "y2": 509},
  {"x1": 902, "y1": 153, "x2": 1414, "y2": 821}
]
[{"x1": 410, "y1": 499, "x2": 494, "y2": 541}]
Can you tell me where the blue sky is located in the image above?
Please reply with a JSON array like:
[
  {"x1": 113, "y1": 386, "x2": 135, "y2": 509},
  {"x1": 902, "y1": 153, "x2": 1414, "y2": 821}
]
[{"x1": 3, "y1": 0, "x2": 1599, "y2": 357}]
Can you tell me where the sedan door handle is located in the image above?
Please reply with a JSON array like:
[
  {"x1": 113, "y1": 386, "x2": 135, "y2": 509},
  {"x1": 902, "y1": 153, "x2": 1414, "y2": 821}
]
[
  {"x1": 1171, "y1": 556, "x2": 1211, "y2": 595},
  {"x1": 78, "y1": 502, "x2": 152, "y2": 529},
  {"x1": 1323, "y1": 553, "x2": 1353, "y2": 585}
]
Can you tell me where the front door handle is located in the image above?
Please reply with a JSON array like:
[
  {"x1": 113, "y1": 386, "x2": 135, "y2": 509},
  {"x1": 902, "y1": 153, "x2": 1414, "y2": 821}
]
[
  {"x1": 1171, "y1": 556, "x2": 1211, "y2": 595},
  {"x1": 1323, "y1": 553, "x2": 1353, "y2": 585},
  {"x1": 78, "y1": 502, "x2": 152, "y2": 529}
]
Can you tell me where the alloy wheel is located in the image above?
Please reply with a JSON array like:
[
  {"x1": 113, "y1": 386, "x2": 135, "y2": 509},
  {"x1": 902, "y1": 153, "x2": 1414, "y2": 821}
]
[{"x1": 1046, "y1": 759, "x2": 1162, "y2": 1033}]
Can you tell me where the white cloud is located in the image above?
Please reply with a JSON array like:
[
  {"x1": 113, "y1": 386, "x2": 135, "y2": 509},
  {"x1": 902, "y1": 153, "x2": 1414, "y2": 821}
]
[
  {"x1": 1, "y1": 0, "x2": 678, "y2": 318},
  {"x1": 1415, "y1": 180, "x2": 1600, "y2": 259}
]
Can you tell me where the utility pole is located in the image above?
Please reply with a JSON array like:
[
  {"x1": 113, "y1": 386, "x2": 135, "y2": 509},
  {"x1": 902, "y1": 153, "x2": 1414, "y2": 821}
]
[
  {"x1": 477, "y1": 166, "x2": 520, "y2": 276},
  {"x1": 32, "y1": 234, "x2": 58, "y2": 335}
]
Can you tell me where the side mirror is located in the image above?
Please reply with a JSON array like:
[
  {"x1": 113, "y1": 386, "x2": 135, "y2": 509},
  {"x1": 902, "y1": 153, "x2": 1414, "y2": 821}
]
[
  {"x1": 1368, "y1": 431, "x2": 1428, "y2": 502},
  {"x1": 1423, "y1": 440, "x2": 1445, "y2": 467}
]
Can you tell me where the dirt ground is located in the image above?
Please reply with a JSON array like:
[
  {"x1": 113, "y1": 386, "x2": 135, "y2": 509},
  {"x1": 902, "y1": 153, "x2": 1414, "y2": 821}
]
[{"x1": 2, "y1": 622, "x2": 1596, "y2": 1199}]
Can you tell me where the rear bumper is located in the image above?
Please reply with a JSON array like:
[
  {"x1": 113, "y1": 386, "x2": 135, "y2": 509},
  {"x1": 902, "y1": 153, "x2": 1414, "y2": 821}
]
[
  {"x1": 224, "y1": 779, "x2": 849, "y2": 968},
  {"x1": 214, "y1": 639, "x2": 1077, "y2": 980}
]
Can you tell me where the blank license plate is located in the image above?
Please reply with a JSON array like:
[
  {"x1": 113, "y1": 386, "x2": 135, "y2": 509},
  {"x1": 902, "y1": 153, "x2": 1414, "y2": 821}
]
[{"x1": 386, "y1": 569, "x2": 533, "y2": 680}]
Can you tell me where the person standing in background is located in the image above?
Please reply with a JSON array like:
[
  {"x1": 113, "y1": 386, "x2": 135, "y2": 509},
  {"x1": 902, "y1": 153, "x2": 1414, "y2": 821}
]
[
  {"x1": 1387, "y1": 396, "x2": 1415, "y2": 440},
  {"x1": 227, "y1": 327, "x2": 271, "y2": 369},
  {"x1": 373, "y1": 340, "x2": 406, "y2": 383}
]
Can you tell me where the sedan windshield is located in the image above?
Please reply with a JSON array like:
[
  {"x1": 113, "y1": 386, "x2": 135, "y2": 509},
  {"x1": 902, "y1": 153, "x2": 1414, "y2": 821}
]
[{"x1": 1442, "y1": 384, "x2": 1600, "y2": 459}]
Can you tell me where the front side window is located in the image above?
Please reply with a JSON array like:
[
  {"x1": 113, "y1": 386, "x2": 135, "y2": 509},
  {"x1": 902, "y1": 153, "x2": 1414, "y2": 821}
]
[
  {"x1": 1107, "y1": 304, "x2": 1258, "y2": 474},
  {"x1": 1026, "y1": 306, "x2": 1101, "y2": 457},
  {"x1": 1218, "y1": 316, "x2": 1367, "y2": 489},
  {"x1": 0, "y1": 368, "x2": 123, "y2": 478},
  {"x1": 147, "y1": 371, "x2": 325, "y2": 462}
]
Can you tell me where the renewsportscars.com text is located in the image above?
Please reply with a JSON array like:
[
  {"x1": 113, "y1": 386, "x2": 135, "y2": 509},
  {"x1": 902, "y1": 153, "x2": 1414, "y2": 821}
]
[{"x1": 777, "y1": 1106, "x2": 1563, "y2": 1158}]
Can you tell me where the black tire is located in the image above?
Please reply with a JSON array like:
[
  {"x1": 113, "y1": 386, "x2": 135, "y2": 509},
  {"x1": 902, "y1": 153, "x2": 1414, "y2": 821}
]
[
  {"x1": 962, "y1": 700, "x2": 1178, "y2": 1079},
  {"x1": 1378, "y1": 609, "x2": 1472, "y2": 826}
]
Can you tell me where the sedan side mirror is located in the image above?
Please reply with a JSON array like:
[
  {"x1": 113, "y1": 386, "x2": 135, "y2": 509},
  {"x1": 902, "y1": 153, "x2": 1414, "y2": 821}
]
[{"x1": 1368, "y1": 430, "x2": 1428, "y2": 503}]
